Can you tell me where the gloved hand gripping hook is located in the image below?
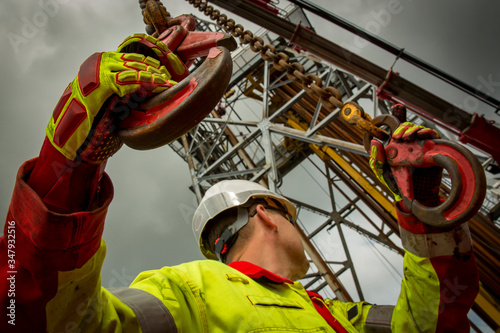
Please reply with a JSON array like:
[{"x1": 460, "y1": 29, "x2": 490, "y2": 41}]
[{"x1": 365, "y1": 115, "x2": 486, "y2": 227}]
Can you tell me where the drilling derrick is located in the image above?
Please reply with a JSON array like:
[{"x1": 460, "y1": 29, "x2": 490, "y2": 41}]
[{"x1": 168, "y1": 2, "x2": 500, "y2": 330}]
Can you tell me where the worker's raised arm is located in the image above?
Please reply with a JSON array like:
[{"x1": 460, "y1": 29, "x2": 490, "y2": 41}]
[
  {"x1": 0, "y1": 34, "x2": 183, "y2": 332},
  {"x1": 367, "y1": 122, "x2": 479, "y2": 332},
  {"x1": 322, "y1": 121, "x2": 479, "y2": 332}
]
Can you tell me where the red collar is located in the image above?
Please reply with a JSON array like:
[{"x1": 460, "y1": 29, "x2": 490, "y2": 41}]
[
  {"x1": 229, "y1": 261, "x2": 294, "y2": 284},
  {"x1": 306, "y1": 290, "x2": 323, "y2": 299}
]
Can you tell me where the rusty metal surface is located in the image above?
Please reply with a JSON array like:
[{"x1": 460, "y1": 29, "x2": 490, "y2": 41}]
[
  {"x1": 140, "y1": 0, "x2": 170, "y2": 35},
  {"x1": 117, "y1": 46, "x2": 233, "y2": 150}
]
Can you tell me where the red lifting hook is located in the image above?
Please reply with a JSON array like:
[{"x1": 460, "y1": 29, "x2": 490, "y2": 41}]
[
  {"x1": 115, "y1": 10, "x2": 237, "y2": 150},
  {"x1": 364, "y1": 115, "x2": 486, "y2": 228},
  {"x1": 117, "y1": 46, "x2": 233, "y2": 150}
]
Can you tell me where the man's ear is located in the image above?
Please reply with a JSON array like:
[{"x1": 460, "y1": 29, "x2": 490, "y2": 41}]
[{"x1": 255, "y1": 204, "x2": 278, "y2": 231}]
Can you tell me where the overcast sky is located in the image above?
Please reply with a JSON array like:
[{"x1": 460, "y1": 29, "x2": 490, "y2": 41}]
[{"x1": 1, "y1": 0, "x2": 499, "y2": 330}]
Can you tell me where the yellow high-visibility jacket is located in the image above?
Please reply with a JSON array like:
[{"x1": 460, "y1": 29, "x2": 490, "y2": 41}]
[{"x1": 0, "y1": 159, "x2": 479, "y2": 332}]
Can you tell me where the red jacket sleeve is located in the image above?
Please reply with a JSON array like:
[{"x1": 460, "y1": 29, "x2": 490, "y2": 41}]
[
  {"x1": 391, "y1": 205, "x2": 479, "y2": 332},
  {"x1": 0, "y1": 158, "x2": 113, "y2": 332}
]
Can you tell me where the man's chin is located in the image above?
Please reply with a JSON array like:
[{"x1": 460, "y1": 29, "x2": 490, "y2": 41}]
[{"x1": 291, "y1": 258, "x2": 310, "y2": 281}]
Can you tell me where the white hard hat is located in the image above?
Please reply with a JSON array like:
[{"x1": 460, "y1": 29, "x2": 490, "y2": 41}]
[{"x1": 192, "y1": 179, "x2": 296, "y2": 260}]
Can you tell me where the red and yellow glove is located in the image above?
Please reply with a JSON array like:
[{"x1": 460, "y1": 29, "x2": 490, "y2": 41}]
[
  {"x1": 29, "y1": 34, "x2": 183, "y2": 212},
  {"x1": 118, "y1": 33, "x2": 189, "y2": 82},
  {"x1": 392, "y1": 121, "x2": 440, "y2": 142},
  {"x1": 370, "y1": 140, "x2": 402, "y2": 202},
  {"x1": 47, "y1": 35, "x2": 180, "y2": 163},
  {"x1": 370, "y1": 122, "x2": 441, "y2": 202},
  {"x1": 370, "y1": 122, "x2": 444, "y2": 232}
]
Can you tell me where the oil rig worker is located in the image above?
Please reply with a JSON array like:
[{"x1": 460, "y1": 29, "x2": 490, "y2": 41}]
[{"x1": 0, "y1": 35, "x2": 478, "y2": 333}]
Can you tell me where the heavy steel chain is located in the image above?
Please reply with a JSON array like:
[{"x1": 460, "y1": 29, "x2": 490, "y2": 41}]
[
  {"x1": 139, "y1": 0, "x2": 171, "y2": 35},
  {"x1": 185, "y1": 0, "x2": 347, "y2": 113}
]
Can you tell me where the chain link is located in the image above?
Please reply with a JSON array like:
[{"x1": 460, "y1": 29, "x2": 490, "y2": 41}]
[{"x1": 186, "y1": 0, "x2": 346, "y2": 112}]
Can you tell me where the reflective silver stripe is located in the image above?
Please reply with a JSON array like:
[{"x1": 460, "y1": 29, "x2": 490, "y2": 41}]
[
  {"x1": 365, "y1": 305, "x2": 394, "y2": 333},
  {"x1": 109, "y1": 287, "x2": 177, "y2": 333},
  {"x1": 400, "y1": 223, "x2": 472, "y2": 258}
]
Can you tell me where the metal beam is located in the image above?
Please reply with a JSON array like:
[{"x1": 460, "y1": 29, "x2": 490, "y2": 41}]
[
  {"x1": 335, "y1": 218, "x2": 365, "y2": 301},
  {"x1": 295, "y1": 222, "x2": 353, "y2": 302},
  {"x1": 197, "y1": 129, "x2": 261, "y2": 177},
  {"x1": 303, "y1": 274, "x2": 322, "y2": 289},
  {"x1": 199, "y1": 167, "x2": 265, "y2": 181},
  {"x1": 198, "y1": 116, "x2": 233, "y2": 170},
  {"x1": 269, "y1": 124, "x2": 367, "y2": 155},
  {"x1": 324, "y1": 166, "x2": 365, "y2": 301},
  {"x1": 341, "y1": 220, "x2": 402, "y2": 254},
  {"x1": 202, "y1": 119, "x2": 259, "y2": 127},
  {"x1": 182, "y1": 135, "x2": 203, "y2": 203}
]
